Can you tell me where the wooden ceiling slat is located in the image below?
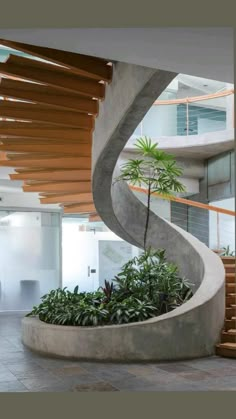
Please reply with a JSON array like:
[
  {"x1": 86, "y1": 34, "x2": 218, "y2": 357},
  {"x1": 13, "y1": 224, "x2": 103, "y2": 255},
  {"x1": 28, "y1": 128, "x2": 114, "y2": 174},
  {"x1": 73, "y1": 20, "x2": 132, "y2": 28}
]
[
  {"x1": 0, "y1": 138, "x2": 91, "y2": 146},
  {"x1": 40, "y1": 192, "x2": 93, "y2": 204},
  {"x1": 0, "y1": 40, "x2": 114, "y2": 214},
  {"x1": 0, "y1": 156, "x2": 91, "y2": 169},
  {"x1": 0, "y1": 142, "x2": 91, "y2": 155},
  {"x1": 0, "y1": 79, "x2": 99, "y2": 115},
  {"x1": 0, "y1": 38, "x2": 112, "y2": 82},
  {"x1": 5, "y1": 152, "x2": 86, "y2": 160},
  {"x1": 63, "y1": 203, "x2": 96, "y2": 214},
  {"x1": 0, "y1": 102, "x2": 95, "y2": 129},
  {"x1": 89, "y1": 214, "x2": 102, "y2": 222},
  {"x1": 10, "y1": 169, "x2": 91, "y2": 182},
  {"x1": 0, "y1": 55, "x2": 105, "y2": 99},
  {"x1": 0, "y1": 124, "x2": 92, "y2": 142},
  {"x1": 23, "y1": 181, "x2": 91, "y2": 193}
]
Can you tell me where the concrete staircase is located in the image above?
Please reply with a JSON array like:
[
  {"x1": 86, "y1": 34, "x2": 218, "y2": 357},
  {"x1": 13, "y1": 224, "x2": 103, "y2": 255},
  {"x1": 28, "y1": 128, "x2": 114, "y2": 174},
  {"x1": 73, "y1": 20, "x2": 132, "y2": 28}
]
[{"x1": 216, "y1": 256, "x2": 236, "y2": 358}]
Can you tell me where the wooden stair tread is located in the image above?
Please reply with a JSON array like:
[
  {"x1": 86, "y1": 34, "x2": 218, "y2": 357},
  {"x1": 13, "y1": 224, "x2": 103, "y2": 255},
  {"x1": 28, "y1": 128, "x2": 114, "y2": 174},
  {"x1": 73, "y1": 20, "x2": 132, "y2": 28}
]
[
  {"x1": 217, "y1": 342, "x2": 236, "y2": 349},
  {"x1": 221, "y1": 257, "x2": 236, "y2": 263},
  {"x1": 222, "y1": 329, "x2": 236, "y2": 335}
]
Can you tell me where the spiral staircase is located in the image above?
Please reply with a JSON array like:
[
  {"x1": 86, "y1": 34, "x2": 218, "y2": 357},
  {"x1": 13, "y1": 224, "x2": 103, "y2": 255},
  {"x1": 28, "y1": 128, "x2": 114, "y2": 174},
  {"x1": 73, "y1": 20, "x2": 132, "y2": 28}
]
[{"x1": 0, "y1": 39, "x2": 230, "y2": 361}]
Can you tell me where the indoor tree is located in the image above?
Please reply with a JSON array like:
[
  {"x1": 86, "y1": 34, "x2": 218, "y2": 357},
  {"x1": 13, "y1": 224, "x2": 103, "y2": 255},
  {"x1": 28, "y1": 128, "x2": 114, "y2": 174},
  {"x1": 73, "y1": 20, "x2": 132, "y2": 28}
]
[{"x1": 116, "y1": 136, "x2": 186, "y2": 250}]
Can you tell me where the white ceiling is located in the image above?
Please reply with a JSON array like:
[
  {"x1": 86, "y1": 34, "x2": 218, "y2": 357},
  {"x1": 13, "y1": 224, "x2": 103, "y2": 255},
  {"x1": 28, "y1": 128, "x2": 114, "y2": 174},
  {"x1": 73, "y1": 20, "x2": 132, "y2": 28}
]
[{"x1": 0, "y1": 28, "x2": 233, "y2": 82}]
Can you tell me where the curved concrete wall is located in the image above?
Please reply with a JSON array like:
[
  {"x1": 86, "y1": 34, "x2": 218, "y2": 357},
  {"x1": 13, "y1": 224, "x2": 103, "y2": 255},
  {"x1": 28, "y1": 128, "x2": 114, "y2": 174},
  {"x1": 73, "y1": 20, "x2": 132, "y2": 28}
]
[
  {"x1": 22, "y1": 62, "x2": 225, "y2": 361},
  {"x1": 91, "y1": 62, "x2": 225, "y2": 359},
  {"x1": 126, "y1": 129, "x2": 234, "y2": 159}
]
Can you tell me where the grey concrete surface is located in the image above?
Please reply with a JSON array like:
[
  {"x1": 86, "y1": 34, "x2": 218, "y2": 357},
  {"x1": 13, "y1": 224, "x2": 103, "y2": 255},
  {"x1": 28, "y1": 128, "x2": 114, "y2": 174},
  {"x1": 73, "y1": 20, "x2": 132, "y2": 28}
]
[
  {"x1": 125, "y1": 129, "x2": 234, "y2": 159},
  {"x1": 91, "y1": 62, "x2": 225, "y2": 360}
]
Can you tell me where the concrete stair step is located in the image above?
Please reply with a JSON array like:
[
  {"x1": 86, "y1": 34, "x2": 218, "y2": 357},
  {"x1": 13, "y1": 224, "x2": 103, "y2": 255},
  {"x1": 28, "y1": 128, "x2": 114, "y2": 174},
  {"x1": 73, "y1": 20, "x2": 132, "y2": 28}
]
[
  {"x1": 221, "y1": 330, "x2": 236, "y2": 343},
  {"x1": 215, "y1": 343, "x2": 236, "y2": 358}
]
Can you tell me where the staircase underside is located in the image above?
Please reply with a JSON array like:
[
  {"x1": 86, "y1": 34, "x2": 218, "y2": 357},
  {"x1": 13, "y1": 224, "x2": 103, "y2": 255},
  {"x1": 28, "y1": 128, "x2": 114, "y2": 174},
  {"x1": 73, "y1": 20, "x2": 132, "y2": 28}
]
[{"x1": 0, "y1": 38, "x2": 112, "y2": 215}]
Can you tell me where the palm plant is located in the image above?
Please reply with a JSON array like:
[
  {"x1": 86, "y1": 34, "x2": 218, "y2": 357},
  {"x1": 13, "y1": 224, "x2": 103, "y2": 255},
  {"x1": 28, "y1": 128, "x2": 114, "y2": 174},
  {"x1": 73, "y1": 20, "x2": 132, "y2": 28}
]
[{"x1": 116, "y1": 137, "x2": 185, "y2": 249}]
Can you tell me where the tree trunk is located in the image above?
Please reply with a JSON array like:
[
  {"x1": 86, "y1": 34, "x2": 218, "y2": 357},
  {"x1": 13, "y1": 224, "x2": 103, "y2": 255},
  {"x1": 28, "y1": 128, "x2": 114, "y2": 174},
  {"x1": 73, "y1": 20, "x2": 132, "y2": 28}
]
[{"x1": 144, "y1": 181, "x2": 151, "y2": 250}]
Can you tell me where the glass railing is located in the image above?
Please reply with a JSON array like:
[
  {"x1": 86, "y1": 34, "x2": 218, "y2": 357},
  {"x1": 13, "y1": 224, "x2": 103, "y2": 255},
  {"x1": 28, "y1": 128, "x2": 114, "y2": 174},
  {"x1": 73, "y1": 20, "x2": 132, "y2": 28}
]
[
  {"x1": 129, "y1": 186, "x2": 235, "y2": 254},
  {"x1": 131, "y1": 90, "x2": 234, "y2": 139}
]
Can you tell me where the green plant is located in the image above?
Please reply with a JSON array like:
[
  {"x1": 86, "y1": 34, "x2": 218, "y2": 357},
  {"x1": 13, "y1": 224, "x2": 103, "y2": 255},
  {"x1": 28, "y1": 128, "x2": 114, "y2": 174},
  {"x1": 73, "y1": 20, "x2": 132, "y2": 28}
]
[
  {"x1": 109, "y1": 297, "x2": 158, "y2": 324},
  {"x1": 113, "y1": 248, "x2": 193, "y2": 314},
  {"x1": 26, "y1": 249, "x2": 193, "y2": 326},
  {"x1": 116, "y1": 137, "x2": 185, "y2": 249},
  {"x1": 220, "y1": 245, "x2": 235, "y2": 257}
]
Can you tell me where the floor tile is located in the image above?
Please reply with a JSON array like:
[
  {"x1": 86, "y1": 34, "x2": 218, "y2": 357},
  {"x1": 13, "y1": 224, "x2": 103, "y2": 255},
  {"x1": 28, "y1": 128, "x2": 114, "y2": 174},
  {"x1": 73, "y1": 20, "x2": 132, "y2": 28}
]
[
  {"x1": 52, "y1": 366, "x2": 88, "y2": 377},
  {"x1": 1, "y1": 313, "x2": 236, "y2": 392},
  {"x1": 0, "y1": 370, "x2": 20, "y2": 383},
  {"x1": 178, "y1": 370, "x2": 212, "y2": 381},
  {"x1": 73, "y1": 382, "x2": 120, "y2": 392},
  {"x1": 156, "y1": 362, "x2": 199, "y2": 374},
  {"x1": 0, "y1": 380, "x2": 28, "y2": 392},
  {"x1": 54, "y1": 372, "x2": 104, "y2": 387},
  {"x1": 19, "y1": 373, "x2": 63, "y2": 391}
]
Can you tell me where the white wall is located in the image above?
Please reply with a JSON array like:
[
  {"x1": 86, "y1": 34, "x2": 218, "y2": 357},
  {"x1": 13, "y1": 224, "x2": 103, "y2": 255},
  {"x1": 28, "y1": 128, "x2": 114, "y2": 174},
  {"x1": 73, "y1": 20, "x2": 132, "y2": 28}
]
[{"x1": 62, "y1": 220, "x2": 139, "y2": 293}]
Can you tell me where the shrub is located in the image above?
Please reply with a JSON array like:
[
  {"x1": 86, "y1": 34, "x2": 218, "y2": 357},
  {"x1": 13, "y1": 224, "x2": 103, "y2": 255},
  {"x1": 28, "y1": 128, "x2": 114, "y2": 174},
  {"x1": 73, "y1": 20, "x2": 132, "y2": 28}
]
[{"x1": 26, "y1": 248, "x2": 193, "y2": 326}]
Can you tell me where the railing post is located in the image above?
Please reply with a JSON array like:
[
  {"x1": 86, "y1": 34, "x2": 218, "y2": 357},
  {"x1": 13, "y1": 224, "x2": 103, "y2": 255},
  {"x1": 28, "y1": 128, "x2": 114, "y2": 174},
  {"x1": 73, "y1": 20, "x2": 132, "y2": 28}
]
[{"x1": 217, "y1": 212, "x2": 220, "y2": 251}]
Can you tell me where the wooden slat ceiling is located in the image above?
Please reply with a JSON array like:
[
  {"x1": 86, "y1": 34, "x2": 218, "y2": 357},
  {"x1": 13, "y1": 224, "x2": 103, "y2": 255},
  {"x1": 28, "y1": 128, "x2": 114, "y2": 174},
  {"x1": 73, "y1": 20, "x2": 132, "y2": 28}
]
[{"x1": 0, "y1": 39, "x2": 113, "y2": 216}]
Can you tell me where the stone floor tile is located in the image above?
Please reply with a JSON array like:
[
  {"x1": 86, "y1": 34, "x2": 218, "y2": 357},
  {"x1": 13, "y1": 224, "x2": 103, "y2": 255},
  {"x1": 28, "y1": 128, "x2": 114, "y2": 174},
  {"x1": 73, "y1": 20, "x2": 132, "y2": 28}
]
[
  {"x1": 33, "y1": 357, "x2": 81, "y2": 370},
  {"x1": 206, "y1": 366, "x2": 236, "y2": 377},
  {"x1": 52, "y1": 366, "x2": 89, "y2": 377},
  {"x1": 155, "y1": 363, "x2": 199, "y2": 374},
  {"x1": 0, "y1": 370, "x2": 20, "y2": 383},
  {"x1": 82, "y1": 367, "x2": 135, "y2": 383},
  {"x1": 1, "y1": 313, "x2": 236, "y2": 392},
  {"x1": 178, "y1": 370, "x2": 212, "y2": 381},
  {"x1": 54, "y1": 372, "x2": 105, "y2": 387},
  {"x1": 0, "y1": 380, "x2": 28, "y2": 392},
  {"x1": 19, "y1": 373, "x2": 63, "y2": 391},
  {"x1": 125, "y1": 364, "x2": 160, "y2": 377},
  {"x1": 111, "y1": 375, "x2": 167, "y2": 391},
  {"x1": 73, "y1": 381, "x2": 120, "y2": 392}
]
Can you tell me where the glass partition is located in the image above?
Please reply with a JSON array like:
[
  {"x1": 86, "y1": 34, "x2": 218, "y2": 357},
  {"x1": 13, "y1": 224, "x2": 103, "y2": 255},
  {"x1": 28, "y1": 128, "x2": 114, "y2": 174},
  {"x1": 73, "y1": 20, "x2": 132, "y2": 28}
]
[
  {"x1": 62, "y1": 217, "x2": 140, "y2": 293},
  {"x1": 0, "y1": 211, "x2": 61, "y2": 311}
]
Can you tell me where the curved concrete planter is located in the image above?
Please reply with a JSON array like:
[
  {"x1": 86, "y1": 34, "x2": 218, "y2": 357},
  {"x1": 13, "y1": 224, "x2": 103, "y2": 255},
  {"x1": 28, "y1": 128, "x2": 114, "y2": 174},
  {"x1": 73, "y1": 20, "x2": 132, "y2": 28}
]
[{"x1": 22, "y1": 293, "x2": 223, "y2": 361}]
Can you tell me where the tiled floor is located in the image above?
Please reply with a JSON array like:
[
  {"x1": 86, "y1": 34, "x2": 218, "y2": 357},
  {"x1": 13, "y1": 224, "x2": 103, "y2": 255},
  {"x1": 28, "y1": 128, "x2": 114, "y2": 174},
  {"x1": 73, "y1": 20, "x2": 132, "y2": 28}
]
[{"x1": 0, "y1": 312, "x2": 236, "y2": 392}]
